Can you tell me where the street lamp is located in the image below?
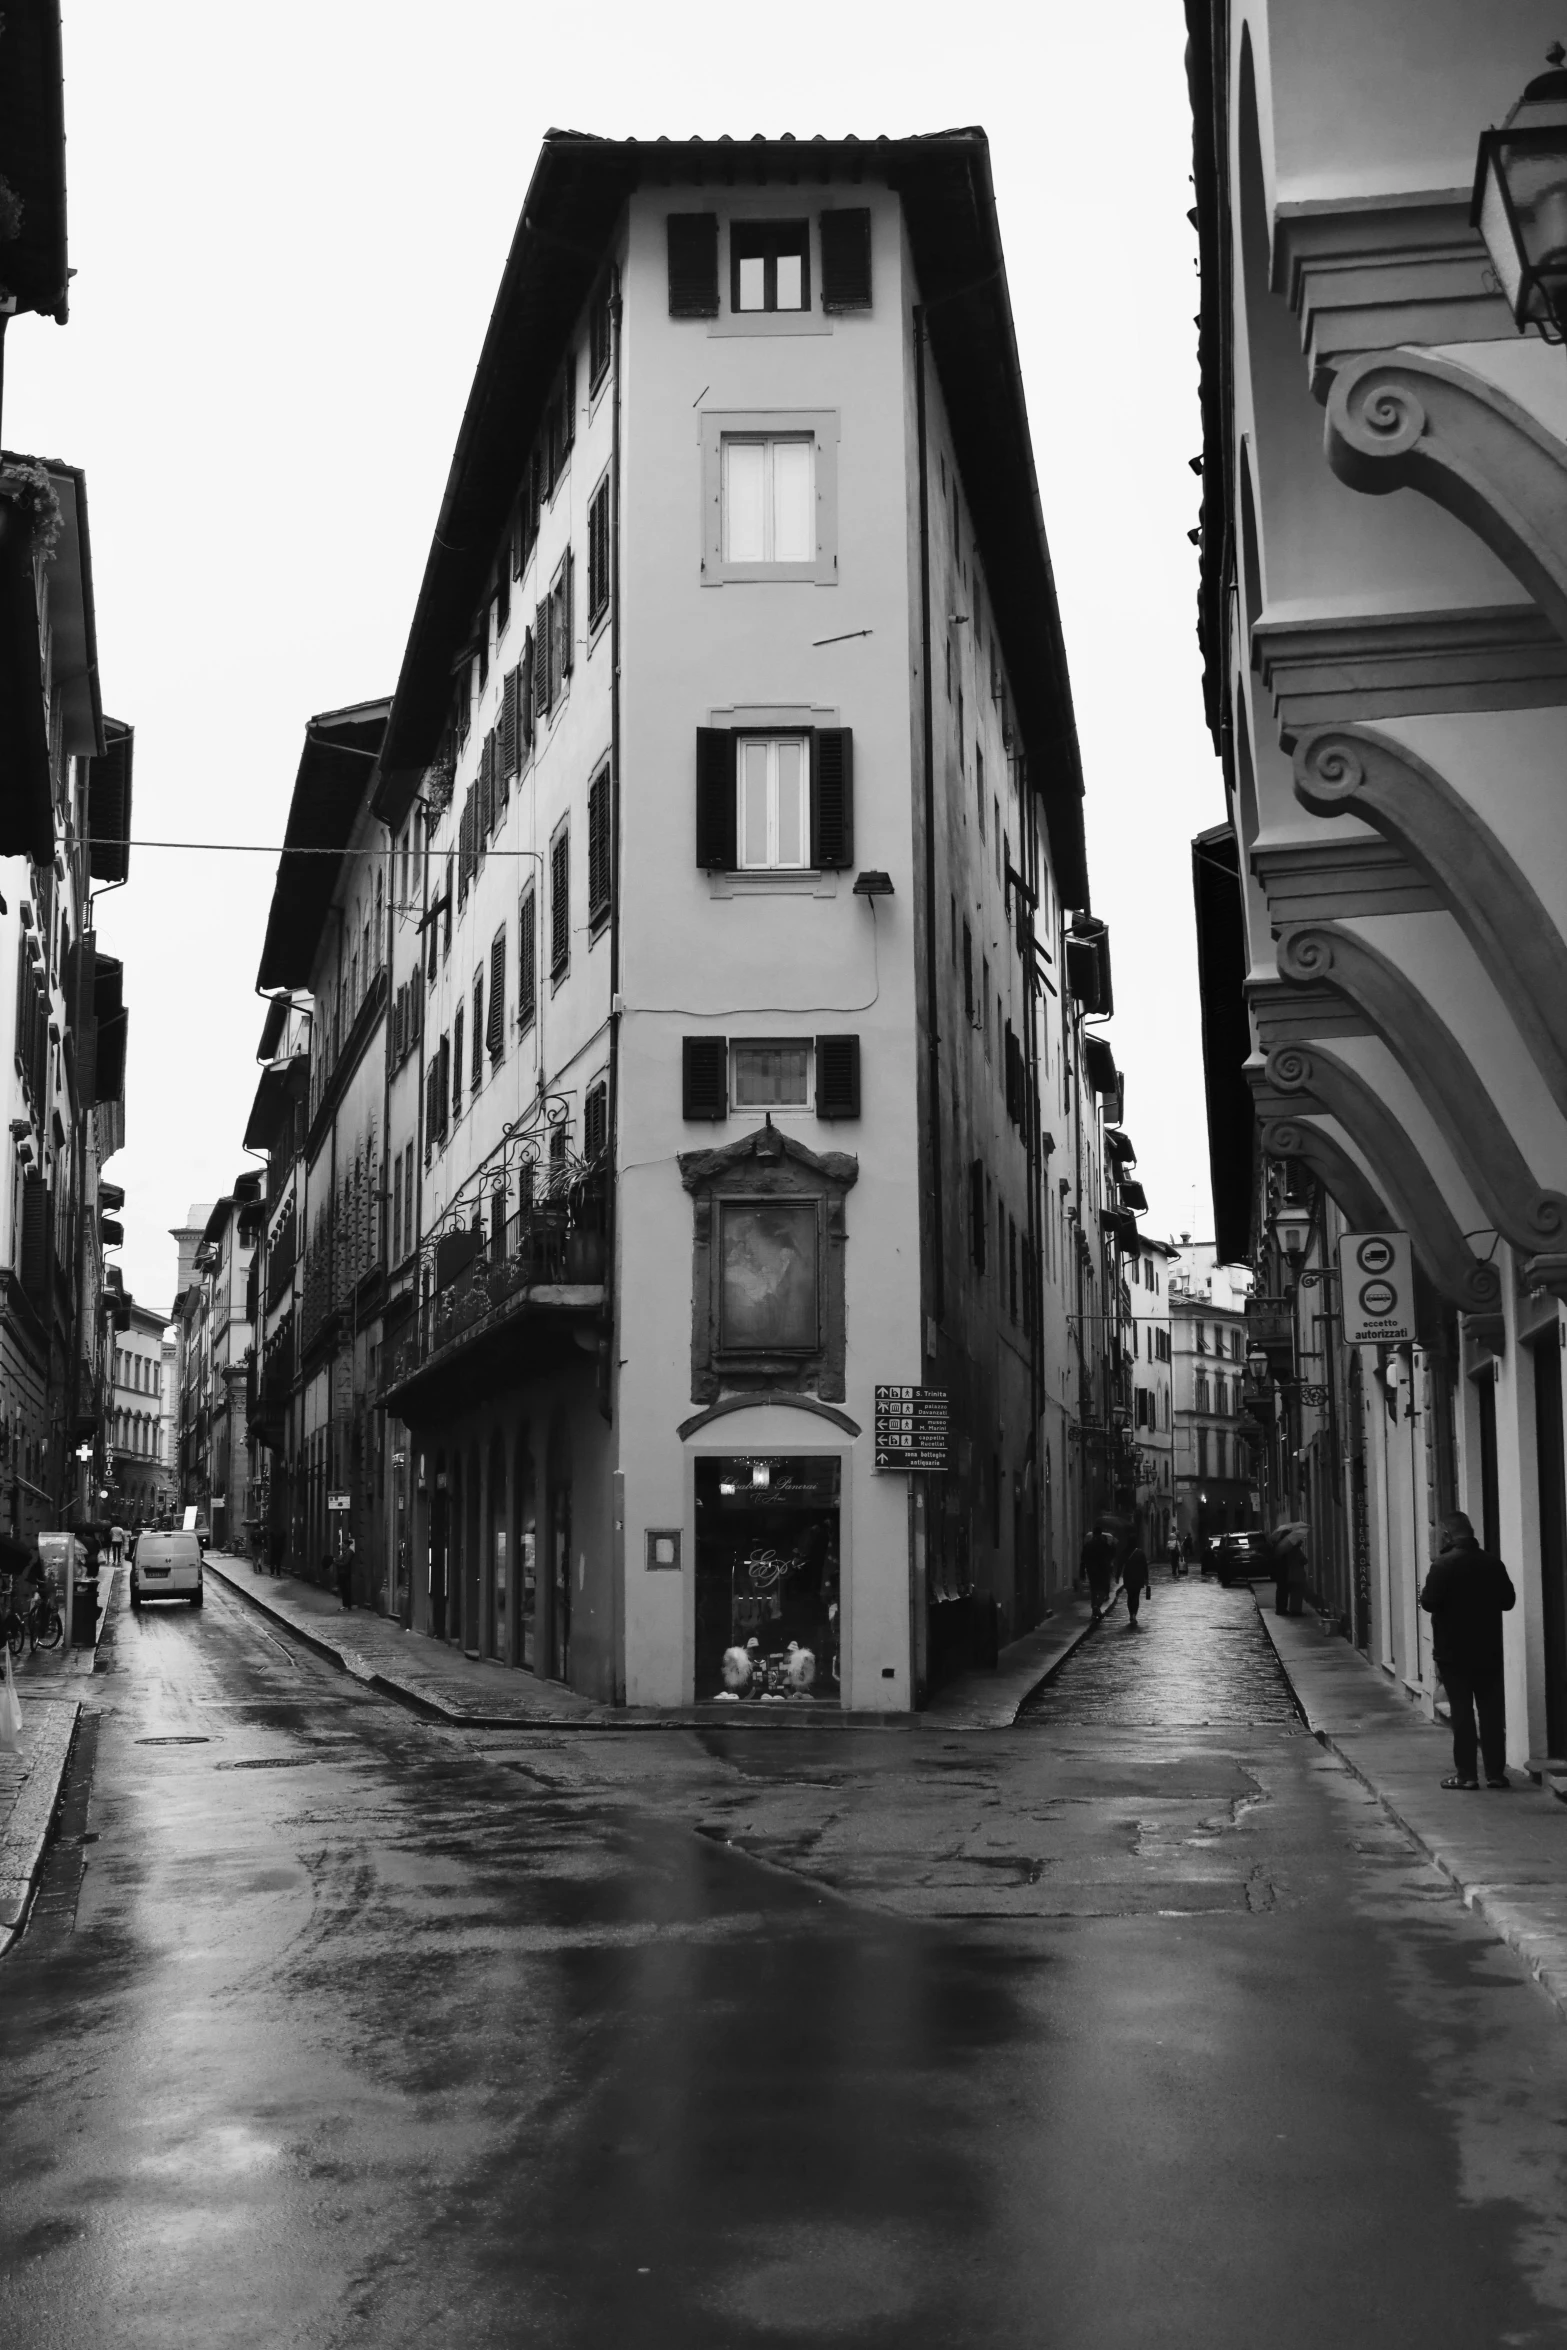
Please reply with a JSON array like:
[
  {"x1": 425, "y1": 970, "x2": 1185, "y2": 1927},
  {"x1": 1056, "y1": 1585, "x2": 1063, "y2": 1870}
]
[
  {"x1": 1473, "y1": 47, "x2": 1567, "y2": 341},
  {"x1": 1271, "y1": 1199, "x2": 1313, "y2": 1262},
  {"x1": 1246, "y1": 1343, "x2": 1272, "y2": 1383}
]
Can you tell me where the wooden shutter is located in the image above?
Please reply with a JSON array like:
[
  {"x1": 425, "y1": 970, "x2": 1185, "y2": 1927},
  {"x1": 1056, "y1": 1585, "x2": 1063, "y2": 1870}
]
[
  {"x1": 588, "y1": 767, "x2": 611, "y2": 919},
  {"x1": 695, "y1": 728, "x2": 735, "y2": 870},
  {"x1": 501, "y1": 666, "x2": 519, "y2": 779},
  {"x1": 1004, "y1": 1024, "x2": 1023, "y2": 1126},
  {"x1": 550, "y1": 830, "x2": 569, "y2": 976},
  {"x1": 811, "y1": 729, "x2": 854, "y2": 868},
  {"x1": 820, "y1": 208, "x2": 873, "y2": 311},
  {"x1": 584, "y1": 1081, "x2": 607, "y2": 1162},
  {"x1": 518, "y1": 890, "x2": 536, "y2": 1030},
  {"x1": 20, "y1": 1173, "x2": 48, "y2": 1313},
  {"x1": 437, "y1": 1036, "x2": 450, "y2": 1140},
  {"x1": 534, "y1": 601, "x2": 550, "y2": 716},
  {"x1": 521, "y1": 632, "x2": 535, "y2": 748},
  {"x1": 667, "y1": 212, "x2": 719, "y2": 317},
  {"x1": 561, "y1": 348, "x2": 576, "y2": 458},
  {"x1": 815, "y1": 1034, "x2": 861, "y2": 1121},
  {"x1": 560, "y1": 549, "x2": 575, "y2": 679},
  {"x1": 487, "y1": 931, "x2": 506, "y2": 1057},
  {"x1": 452, "y1": 1006, "x2": 464, "y2": 1116},
  {"x1": 471, "y1": 975, "x2": 483, "y2": 1087},
  {"x1": 682, "y1": 1036, "x2": 728, "y2": 1121},
  {"x1": 969, "y1": 1158, "x2": 986, "y2": 1272}
]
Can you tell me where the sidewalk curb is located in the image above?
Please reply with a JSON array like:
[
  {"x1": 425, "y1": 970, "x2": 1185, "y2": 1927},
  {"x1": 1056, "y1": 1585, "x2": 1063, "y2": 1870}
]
[
  {"x1": 0, "y1": 1697, "x2": 82, "y2": 1958},
  {"x1": 205, "y1": 1559, "x2": 913, "y2": 1732},
  {"x1": 1255, "y1": 1603, "x2": 1567, "y2": 2027}
]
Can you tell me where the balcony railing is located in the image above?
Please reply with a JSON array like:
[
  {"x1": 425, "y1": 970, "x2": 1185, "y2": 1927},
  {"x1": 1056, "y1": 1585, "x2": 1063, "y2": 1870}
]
[{"x1": 380, "y1": 1168, "x2": 606, "y2": 1401}]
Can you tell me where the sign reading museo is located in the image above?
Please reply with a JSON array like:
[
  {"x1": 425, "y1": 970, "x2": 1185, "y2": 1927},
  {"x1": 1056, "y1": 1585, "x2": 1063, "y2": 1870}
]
[
  {"x1": 874, "y1": 1385, "x2": 951, "y2": 1472},
  {"x1": 1337, "y1": 1231, "x2": 1416, "y2": 1345}
]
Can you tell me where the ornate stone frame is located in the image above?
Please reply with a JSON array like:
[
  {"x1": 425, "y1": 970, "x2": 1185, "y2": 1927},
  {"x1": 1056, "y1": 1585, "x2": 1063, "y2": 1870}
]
[{"x1": 678, "y1": 1118, "x2": 858, "y2": 1405}]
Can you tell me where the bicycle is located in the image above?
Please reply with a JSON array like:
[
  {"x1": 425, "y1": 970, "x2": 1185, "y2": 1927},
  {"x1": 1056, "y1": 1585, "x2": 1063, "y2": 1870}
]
[
  {"x1": 25, "y1": 1573, "x2": 64, "y2": 1652},
  {"x1": 0, "y1": 1576, "x2": 25, "y2": 1659}
]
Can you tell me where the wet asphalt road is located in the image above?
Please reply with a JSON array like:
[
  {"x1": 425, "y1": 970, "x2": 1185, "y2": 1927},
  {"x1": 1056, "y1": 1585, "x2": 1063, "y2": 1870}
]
[{"x1": 4, "y1": 1574, "x2": 1567, "y2": 2348}]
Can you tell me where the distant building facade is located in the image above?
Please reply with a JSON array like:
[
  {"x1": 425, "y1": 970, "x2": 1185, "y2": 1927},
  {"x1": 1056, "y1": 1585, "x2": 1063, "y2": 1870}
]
[{"x1": 1169, "y1": 1243, "x2": 1256, "y2": 1548}]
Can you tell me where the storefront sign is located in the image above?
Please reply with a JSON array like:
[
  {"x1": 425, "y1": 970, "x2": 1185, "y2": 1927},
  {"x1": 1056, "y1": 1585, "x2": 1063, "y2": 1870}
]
[
  {"x1": 1338, "y1": 1231, "x2": 1416, "y2": 1345},
  {"x1": 874, "y1": 1385, "x2": 951, "y2": 1472}
]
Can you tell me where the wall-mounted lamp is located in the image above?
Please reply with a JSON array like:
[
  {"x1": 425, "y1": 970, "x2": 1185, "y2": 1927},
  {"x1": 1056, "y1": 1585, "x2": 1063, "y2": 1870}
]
[
  {"x1": 1474, "y1": 47, "x2": 1567, "y2": 341},
  {"x1": 853, "y1": 870, "x2": 895, "y2": 899}
]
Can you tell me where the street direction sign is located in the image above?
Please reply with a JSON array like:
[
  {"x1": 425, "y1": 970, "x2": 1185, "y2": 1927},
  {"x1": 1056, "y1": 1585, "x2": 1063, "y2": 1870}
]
[
  {"x1": 327, "y1": 1491, "x2": 352, "y2": 1512},
  {"x1": 874, "y1": 1384, "x2": 951, "y2": 1471},
  {"x1": 1338, "y1": 1231, "x2": 1416, "y2": 1345}
]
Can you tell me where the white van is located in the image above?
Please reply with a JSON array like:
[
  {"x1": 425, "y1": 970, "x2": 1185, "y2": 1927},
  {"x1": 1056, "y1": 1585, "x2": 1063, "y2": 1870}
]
[{"x1": 130, "y1": 1530, "x2": 204, "y2": 1610}]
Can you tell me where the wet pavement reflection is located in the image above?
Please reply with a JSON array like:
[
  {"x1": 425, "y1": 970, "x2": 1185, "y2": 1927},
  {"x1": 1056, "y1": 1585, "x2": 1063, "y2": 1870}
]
[
  {"x1": 1020, "y1": 1572, "x2": 1302, "y2": 1727},
  {"x1": 3, "y1": 1573, "x2": 1567, "y2": 2348}
]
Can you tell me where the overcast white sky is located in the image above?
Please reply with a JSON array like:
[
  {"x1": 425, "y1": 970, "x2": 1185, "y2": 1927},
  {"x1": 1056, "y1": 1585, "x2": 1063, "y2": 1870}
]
[{"x1": 8, "y1": 0, "x2": 1220, "y2": 1314}]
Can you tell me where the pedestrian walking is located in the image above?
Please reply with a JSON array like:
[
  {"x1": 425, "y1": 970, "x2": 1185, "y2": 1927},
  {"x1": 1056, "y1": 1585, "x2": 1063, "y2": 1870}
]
[
  {"x1": 1271, "y1": 1521, "x2": 1309, "y2": 1616},
  {"x1": 1081, "y1": 1524, "x2": 1114, "y2": 1624},
  {"x1": 1122, "y1": 1542, "x2": 1150, "y2": 1628},
  {"x1": 335, "y1": 1536, "x2": 354, "y2": 1612},
  {"x1": 1166, "y1": 1534, "x2": 1184, "y2": 1580},
  {"x1": 109, "y1": 1523, "x2": 125, "y2": 1568},
  {"x1": 1419, "y1": 1511, "x2": 1516, "y2": 1790}
]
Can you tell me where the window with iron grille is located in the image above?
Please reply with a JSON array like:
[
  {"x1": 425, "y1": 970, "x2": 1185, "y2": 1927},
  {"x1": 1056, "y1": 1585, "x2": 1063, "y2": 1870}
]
[
  {"x1": 487, "y1": 929, "x2": 506, "y2": 1059},
  {"x1": 550, "y1": 827, "x2": 570, "y2": 982},
  {"x1": 588, "y1": 765, "x2": 611, "y2": 925},
  {"x1": 584, "y1": 1080, "x2": 608, "y2": 1163},
  {"x1": 588, "y1": 476, "x2": 611, "y2": 628},
  {"x1": 518, "y1": 889, "x2": 536, "y2": 1033}
]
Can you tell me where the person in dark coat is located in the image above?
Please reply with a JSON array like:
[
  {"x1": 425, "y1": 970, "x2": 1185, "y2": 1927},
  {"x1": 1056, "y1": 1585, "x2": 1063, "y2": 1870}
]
[
  {"x1": 1081, "y1": 1525, "x2": 1114, "y2": 1624},
  {"x1": 1419, "y1": 1511, "x2": 1516, "y2": 1790},
  {"x1": 1121, "y1": 1542, "x2": 1150, "y2": 1628}
]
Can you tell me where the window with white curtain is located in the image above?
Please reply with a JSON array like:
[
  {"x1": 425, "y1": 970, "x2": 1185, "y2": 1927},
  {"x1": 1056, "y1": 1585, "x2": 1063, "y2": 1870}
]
[
  {"x1": 722, "y1": 436, "x2": 815, "y2": 565},
  {"x1": 736, "y1": 737, "x2": 809, "y2": 870}
]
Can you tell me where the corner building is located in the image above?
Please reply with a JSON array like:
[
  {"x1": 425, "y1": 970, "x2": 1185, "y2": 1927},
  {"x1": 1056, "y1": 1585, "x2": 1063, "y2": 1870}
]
[{"x1": 373, "y1": 131, "x2": 1090, "y2": 1709}]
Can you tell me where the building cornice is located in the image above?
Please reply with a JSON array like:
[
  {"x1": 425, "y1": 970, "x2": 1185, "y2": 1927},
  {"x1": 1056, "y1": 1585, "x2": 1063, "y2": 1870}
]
[
  {"x1": 1252, "y1": 603, "x2": 1567, "y2": 735},
  {"x1": 1250, "y1": 830, "x2": 1441, "y2": 926},
  {"x1": 1293, "y1": 723, "x2": 1567, "y2": 1120},
  {"x1": 1274, "y1": 191, "x2": 1514, "y2": 399}
]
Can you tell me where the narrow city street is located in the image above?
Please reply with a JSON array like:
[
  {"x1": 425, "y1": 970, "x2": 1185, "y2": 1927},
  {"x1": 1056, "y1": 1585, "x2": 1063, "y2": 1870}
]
[{"x1": 0, "y1": 1570, "x2": 1564, "y2": 2347}]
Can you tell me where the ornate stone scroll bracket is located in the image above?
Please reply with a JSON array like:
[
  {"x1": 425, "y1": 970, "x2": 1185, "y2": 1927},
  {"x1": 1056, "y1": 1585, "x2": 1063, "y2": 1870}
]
[
  {"x1": 1325, "y1": 348, "x2": 1567, "y2": 645},
  {"x1": 1262, "y1": 1043, "x2": 1502, "y2": 1313},
  {"x1": 1259, "y1": 1114, "x2": 1393, "y2": 1239},
  {"x1": 1292, "y1": 723, "x2": 1567, "y2": 1121},
  {"x1": 1276, "y1": 921, "x2": 1567, "y2": 1257}
]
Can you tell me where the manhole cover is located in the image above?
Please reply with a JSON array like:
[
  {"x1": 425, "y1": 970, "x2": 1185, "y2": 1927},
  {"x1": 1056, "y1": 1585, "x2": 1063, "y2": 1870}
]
[{"x1": 136, "y1": 1735, "x2": 211, "y2": 1746}]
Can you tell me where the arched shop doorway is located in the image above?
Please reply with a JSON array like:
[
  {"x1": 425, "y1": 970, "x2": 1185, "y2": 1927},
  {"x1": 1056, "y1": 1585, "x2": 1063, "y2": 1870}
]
[{"x1": 694, "y1": 1454, "x2": 841, "y2": 1703}]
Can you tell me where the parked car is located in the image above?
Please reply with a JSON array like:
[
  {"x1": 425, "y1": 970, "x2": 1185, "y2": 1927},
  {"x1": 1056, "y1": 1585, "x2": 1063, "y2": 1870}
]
[
  {"x1": 130, "y1": 1531, "x2": 204, "y2": 1610},
  {"x1": 1212, "y1": 1530, "x2": 1270, "y2": 1586}
]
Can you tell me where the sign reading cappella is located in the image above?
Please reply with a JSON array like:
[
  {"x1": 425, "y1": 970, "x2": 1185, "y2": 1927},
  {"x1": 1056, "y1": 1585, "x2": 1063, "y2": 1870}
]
[
  {"x1": 1337, "y1": 1232, "x2": 1416, "y2": 1345},
  {"x1": 874, "y1": 1385, "x2": 951, "y2": 1472}
]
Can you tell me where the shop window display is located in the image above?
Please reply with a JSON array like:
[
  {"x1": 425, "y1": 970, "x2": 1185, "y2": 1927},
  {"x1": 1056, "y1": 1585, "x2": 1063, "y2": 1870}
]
[{"x1": 695, "y1": 1453, "x2": 840, "y2": 1701}]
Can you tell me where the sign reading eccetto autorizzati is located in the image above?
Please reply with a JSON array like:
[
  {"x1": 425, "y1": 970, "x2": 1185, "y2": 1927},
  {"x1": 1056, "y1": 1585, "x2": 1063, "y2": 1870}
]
[{"x1": 1337, "y1": 1231, "x2": 1416, "y2": 1345}]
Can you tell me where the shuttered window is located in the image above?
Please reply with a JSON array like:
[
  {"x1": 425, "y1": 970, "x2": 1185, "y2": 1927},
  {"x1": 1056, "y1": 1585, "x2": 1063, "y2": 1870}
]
[
  {"x1": 1005, "y1": 1023, "x2": 1024, "y2": 1127},
  {"x1": 969, "y1": 1158, "x2": 986, "y2": 1273},
  {"x1": 668, "y1": 212, "x2": 719, "y2": 317},
  {"x1": 20, "y1": 1173, "x2": 48, "y2": 1312},
  {"x1": 452, "y1": 1005, "x2": 464, "y2": 1118},
  {"x1": 487, "y1": 929, "x2": 506, "y2": 1059},
  {"x1": 584, "y1": 1080, "x2": 608, "y2": 1163},
  {"x1": 471, "y1": 972, "x2": 484, "y2": 1089},
  {"x1": 533, "y1": 600, "x2": 550, "y2": 719},
  {"x1": 815, "y1": 1034, "x2": 860, "y2": 1121},
  {"x1": 550, "y1": 828, "x2": 570, "y2": 980},
  {"x1": 682, "y1": 1036, "x2": 728, "y2": 1121},
  {"x1": 521, "y1": 631, "x2": 535, "y2": 750},
  {"x1": 552, "y1": 549, "x2": 574, "y2": 685},
  {"x1": 589, "y1": 276, "x2": 612, "y2": 389},
  {"x1": 587, "y1": 476, "x2": 611, "y2": 626},
  {"x1": 819, "y1": 208, "x2": 873, "y2": 311},
  {"x1": 518, "y1": 888, "x2": 536, "y2": 1033},
  {"x1": 588, "y1": 765, "x2": 611, "y2": 924},
  {"x1": 694, "y1": 727, "x2": 854, "y2": 872},
  {"x1": 501, "y1": 665, "x2": 519, "y2": 781}
]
